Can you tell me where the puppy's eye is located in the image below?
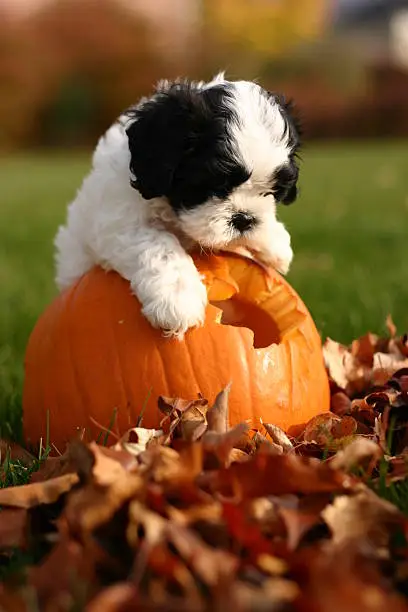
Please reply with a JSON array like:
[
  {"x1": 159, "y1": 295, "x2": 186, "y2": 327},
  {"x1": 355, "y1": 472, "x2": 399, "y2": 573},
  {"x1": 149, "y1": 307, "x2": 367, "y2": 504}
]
[{"x1": 262, "y1": 191, "x2": 274, "y2": 197}]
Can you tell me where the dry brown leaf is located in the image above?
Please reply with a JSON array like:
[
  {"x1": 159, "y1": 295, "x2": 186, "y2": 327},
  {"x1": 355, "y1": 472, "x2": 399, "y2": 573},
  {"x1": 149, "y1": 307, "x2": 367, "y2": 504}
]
[
  {"x1": 351, "y1": 332, "x2": 379, "y2": 366},
  {"x1": 322, "y1": 486, "x2": 402, "y2": 547},
  {"x1": 85, "y1": 583, "x2": 139, "y2": 612},
  {"x1": 279, "y1": 495, "x2": 329, "y2": 550},
  {"x1": 166, "y1": 522, "x2": 237, "y2": 586},
  {"x1": 89, "y1": 443, "x2": 138, "y2": 486},
  {"x1": 232, "y1": 578, "x2": 299, "y2": 610},
  {"x1": 202, "y1": 422, "x2": 250, "y2": 466},
  {"x1": 331, "y1": 391, "x2": 352, "y2": 416},
  {"x1": 257, "y1": 554, "x2": 288, "y2": 576},
  {"x1": 114, "y1": 427, "x2": 163, "y2": 456},
  {"x1": 159, "y1": 396, "x2": 209, "y2": 442},
  {"x1": 140, "y1": 444, "x2": 199, "y2": 484},
  {"x1": 206, "y1": 384, "x2": 231, "y2": 433},
  {"x1": 28, "y1": 536, "x2": 98, "y2": 609},
  {"x1": 227, "y1": 448, "x2": 250, "y2": 464},
  {"x1": 212, "y1": 453, "x2": 353, "y2": 499},
  {"x1": 127, "y1": 500, "x2": 167, "y2": 548},
  {"x1": 296, "y1": 546, "x2": 408, "y2": 612},
  {"x1": 396, "y1": 335, "x2": 408, "y2": 358},
  {"x1": 330, "y1": 438, "x2": 382, "y2": 472},
  {"x1": 167, "y1": 501, "x2": 222, "y2": 527},
  {"x1": 323, "y1": 337, "x2": 372, "y2": 393},
  {"x1": 253, "y1": 433, "x2": 284, "y2": 455},
  {"x1": 386, "y1": 314, "x2": 397, "y2": 338},
  {"x1": 372, "y1": 352, "x2": 408, "y2": 386},
  {"x1": 303, "y1": 413, "x2": 341, "y2": 445},
  {"x1": 331, "y1": 415, "x2": 358, "y2": 439},
  {"x1": 261, "y1": 420, "x2": 294, "y2": 452},
  {"x1": 0, "y1": 508, "x2": 27, "y2": 549},
  {"x1": 64, "y1": 447, "x2": 143, "y2": 534},
  {"x1": 323, "y1": 338, "x2": 355, "y2": 389},
  {"x1": 0, "y1": 473, "x2": 78, "y2": 509},
  {"x1": 0, "y1": 587, "x2": 29, "y2": 612},
  {"x1": 30, "y1": 442, "x2": 94, "y2": 484}
]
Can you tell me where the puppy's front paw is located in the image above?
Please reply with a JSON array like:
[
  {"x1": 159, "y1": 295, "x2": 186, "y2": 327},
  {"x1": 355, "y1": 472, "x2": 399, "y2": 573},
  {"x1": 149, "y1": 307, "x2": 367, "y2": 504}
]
[
  {"x1": 141, "y1": 279, "x2": 207, "y2": 339},
  {"x1": 250, "y1": 224, "x2": 293, "y2": 275},
  {"x1": 268, "y1": 240, "x2": 293, "y2": 275}
]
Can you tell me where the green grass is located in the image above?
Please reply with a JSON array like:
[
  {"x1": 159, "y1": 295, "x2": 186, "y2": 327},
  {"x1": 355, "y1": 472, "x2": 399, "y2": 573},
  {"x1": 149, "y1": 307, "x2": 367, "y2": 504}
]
[{"x1": 1, "y1": 143, "x2": 408, "y2": 439}]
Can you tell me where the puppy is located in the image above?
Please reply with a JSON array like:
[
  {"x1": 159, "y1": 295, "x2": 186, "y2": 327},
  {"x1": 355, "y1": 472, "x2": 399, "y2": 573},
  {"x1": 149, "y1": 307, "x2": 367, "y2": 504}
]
[{"x1": 55, "y1": 73, "x2": 301, "y2": 337}]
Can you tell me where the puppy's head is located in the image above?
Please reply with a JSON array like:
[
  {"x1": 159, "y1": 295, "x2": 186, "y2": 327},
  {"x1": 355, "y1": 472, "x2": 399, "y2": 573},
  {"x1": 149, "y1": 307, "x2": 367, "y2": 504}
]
[{"x1": 125, "y1": 74, "x2": 301, "y2": 249}]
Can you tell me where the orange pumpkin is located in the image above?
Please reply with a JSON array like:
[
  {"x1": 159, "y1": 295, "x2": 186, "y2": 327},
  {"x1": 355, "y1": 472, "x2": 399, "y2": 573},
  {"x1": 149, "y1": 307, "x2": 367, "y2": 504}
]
[{"x1": 23, "y1": 252, "x2": 330, "y2": 449}]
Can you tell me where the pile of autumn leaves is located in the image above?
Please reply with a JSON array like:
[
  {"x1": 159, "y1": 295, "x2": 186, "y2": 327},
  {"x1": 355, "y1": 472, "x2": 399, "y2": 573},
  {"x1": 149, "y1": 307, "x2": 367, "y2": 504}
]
[{"x1": 1, "y1": 322, "x2": 408, "y2": 611}]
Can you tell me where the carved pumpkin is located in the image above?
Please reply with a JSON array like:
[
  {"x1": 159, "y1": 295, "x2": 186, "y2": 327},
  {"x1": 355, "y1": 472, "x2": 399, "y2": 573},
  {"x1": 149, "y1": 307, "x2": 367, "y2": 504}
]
[{"x1": 23, "y1": 252, "x2": 330, "y2": 448}]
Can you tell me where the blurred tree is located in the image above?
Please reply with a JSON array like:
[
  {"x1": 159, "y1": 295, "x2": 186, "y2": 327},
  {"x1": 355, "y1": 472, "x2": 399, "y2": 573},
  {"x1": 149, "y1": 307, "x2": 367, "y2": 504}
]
[
  {"x1": 0, "y1": 0, "x2": 172, "y2": 148},
  {"x1": 203, "y1": 0, "x2": 328, "y2": 59}
]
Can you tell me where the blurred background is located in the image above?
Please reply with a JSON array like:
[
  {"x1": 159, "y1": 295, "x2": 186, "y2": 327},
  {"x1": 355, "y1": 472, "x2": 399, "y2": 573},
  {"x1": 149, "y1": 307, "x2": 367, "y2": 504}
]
[
  {"x1": 1, "y1": 0, "x2": 408, "y2": 435},
  {"x1": 3, "y1": 0, "x2": 408, "y2": 148}
]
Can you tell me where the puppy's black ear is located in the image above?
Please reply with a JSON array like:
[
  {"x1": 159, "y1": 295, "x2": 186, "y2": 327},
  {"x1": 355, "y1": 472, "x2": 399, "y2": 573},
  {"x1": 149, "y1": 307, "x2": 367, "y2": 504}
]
[
  {"x1": 281, "y1": 181, "x2": 298, "y2": 205},
  {"x1": 125, "y1": 83, "x2": 199, "y2": 200},
  {"x1": 274, "y1": 161, "x2": 299, "y2": 205}
]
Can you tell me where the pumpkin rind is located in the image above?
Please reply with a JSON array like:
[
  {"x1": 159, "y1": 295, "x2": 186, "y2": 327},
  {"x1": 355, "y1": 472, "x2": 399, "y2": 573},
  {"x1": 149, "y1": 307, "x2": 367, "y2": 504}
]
[{"x1": 23, "y1": 253, "x2": 330, "y2": 448}]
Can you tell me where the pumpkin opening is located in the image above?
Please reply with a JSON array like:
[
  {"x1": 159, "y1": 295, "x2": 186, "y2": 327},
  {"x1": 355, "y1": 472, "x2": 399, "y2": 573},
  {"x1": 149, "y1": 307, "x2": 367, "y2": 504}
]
[{"x1": 210, "y1": 296, "x2": 281, "y2": 349}]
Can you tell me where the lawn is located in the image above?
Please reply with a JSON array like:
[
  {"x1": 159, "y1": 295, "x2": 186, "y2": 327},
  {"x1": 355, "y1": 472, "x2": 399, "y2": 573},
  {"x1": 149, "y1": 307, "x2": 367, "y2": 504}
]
[{"x1": 0, "y1": 142, "x2": 408, "y2": 439}]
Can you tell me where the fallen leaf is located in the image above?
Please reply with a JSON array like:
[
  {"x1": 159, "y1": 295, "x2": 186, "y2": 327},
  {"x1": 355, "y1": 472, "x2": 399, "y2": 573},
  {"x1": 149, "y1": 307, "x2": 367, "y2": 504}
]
[
  {"x1": 331, "y1": 391, "x2": 352, "y2": 416},
  {"x1": 0, "y1": 586, "x2": 29, "y2": 612},
  {"x1": 232, "y1": 578, "x2": 299, "y2": 611},
  {"x1": 351, "y1": 332, "x2": 379, "y2": 366},
  {"x1": 30, "y1": 442, "x2": 92, "y2": 484},
  {"x1": 114, "y1": 427, "x2": 163, "y2": 456},
  {"x1": 257, "y1": 554, "x2": 288, "y2": 576},
  {"x1": 396, "y1": 335, "x2": 408, "y2": 358},
  {"x1": 206, "y1": 384, "x2": 231, "y2": 433},
  {"x1": 28, "y1": 536, "x2": 98, "y2": 609},
  {"x1": 202, "y1": 422, "x2": 250, "y2": 466},
  {"x1": 0, "y1": 508, "x2": 27, "y2": 548},
  {"x1": 89, "y1": 443, "x2": 138, "y2": 486},
  {"x1": 322, "y1": 486, "x2": 402, "y2": 547},
  {"x1": 211, "y1": 453, "x2": 353, "y2": 499},
  {"x1": 331, "y1": 415, "x2": 358, "y2": 439},
  {"x1": 159, "y1": 396, "x2": 209, "y2": 442},
  {"x1": 373, "y1": 352, "x2": 408, "y2": 386},
  {"x1": 386, "y1": 457, "x2": 408, "y2": 485},
  {"x1": 227, "y1": 448, "x2": 250, "y2": 464},
  {"x1": 0, "y1": 473, "x2": 78, "y2": 509},
  {"x1": 295, "y1": 545, "x2": 408, "y2": 612},
  {"x1": 252, "y1": 432, "x2": 283, "y2": 455},
  {"x1": 330, "y1": 438, "x2": 382, "y2": 473},
  {"x1": 386, "y1": 314, "x2": 397, "y2": 338},
  {"x1": 166, "y1": 521, "x2": 237, "y2": 586},
  {"x1": 85, "y1": 583, "x2": 139, "y2": 612},
  {"x1": 324, "y1": 337, "x2": 372, "y2": 393},
  {"x1": 261, "y1": 420, "x2": 294, "y2": 452},
  {"x1": 127, "y1": 500, "x2": 167, "y2": 549},
  {"x1": 303, "y1": 413, "x2": 341, "y2": 446},
  {"x1": 279, "y1": 494, "x2": 329, "y2": 550},
  {"x1": 222, "y1": 502, "x2": 272, "y2": 557}
]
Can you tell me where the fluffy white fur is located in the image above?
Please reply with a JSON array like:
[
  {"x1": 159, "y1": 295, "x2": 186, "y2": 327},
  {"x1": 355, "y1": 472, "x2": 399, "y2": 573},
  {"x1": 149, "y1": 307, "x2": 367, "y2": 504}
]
[{"x1": 55, "y1": 74, "x2": 294, "y2": 338}]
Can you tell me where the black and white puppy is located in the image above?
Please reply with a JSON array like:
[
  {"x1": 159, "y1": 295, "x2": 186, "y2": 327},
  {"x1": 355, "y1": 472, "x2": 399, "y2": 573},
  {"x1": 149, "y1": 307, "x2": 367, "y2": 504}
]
[{"x1": 55, "y1": 73, "x2": 301, "y2": 337}]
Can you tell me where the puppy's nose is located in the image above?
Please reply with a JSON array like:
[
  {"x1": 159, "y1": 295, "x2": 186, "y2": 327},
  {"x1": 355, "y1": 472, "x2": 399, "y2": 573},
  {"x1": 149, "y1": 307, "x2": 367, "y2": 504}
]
[{"x1": 231, "y1": 212, "x2": 256, "y2": 233}]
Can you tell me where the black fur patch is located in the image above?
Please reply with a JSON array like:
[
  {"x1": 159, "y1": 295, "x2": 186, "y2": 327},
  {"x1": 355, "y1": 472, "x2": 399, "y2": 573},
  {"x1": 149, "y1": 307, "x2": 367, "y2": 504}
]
[
  {"x1": 272, "y1": 162, "x2": 299, "y2": 205},
  {"x1": 125, "y1": 82, "x2": 250, "y2": 211}
]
